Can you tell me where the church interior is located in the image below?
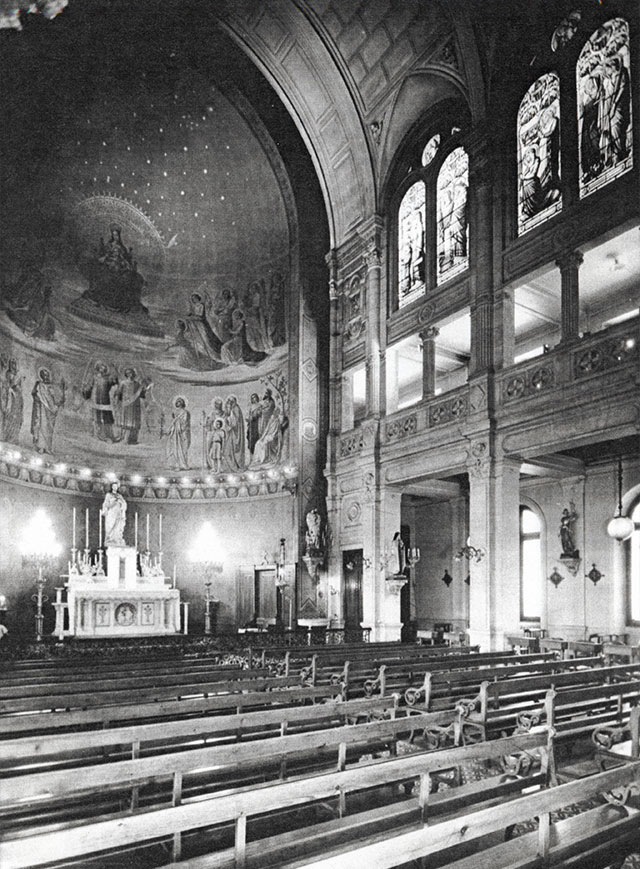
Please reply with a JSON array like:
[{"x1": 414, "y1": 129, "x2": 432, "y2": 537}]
[{"x1": 0, "y1": 0, "x2": 639, "y2": 866}]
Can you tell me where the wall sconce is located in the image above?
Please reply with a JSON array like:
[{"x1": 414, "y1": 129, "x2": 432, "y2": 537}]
[
  {"x1": 441, "y1": 570, "x2": 453, "y2": 587},
  {"x1": 607, "y1": 458, "x2": 634, "y2": 541},
  {"x1": 454, "y1": 538, "x2": 486, "y2": 563},
  {"x1": 587, "y1": 563, "x2": 604, "y2": 586},
  {"x1": 549, "y1": 568, "x2": 563, "y2": 588}
]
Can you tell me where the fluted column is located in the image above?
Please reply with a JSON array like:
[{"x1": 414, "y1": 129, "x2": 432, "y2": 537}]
[
  {"x1": 556, "y1": 250, "x2": 583, "y2": 344},
  {"x1": 419, "y1": 326, "x2": 439, "y2": 398},
  {"x1": 365, "y1": 244, "x2": 383, "y2": 417},
  {"x1": 467, "y1": 129, "x2": 494, "y2": 376}
]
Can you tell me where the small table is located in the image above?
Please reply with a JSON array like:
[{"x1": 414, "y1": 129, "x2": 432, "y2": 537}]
[
  {"x1": 566, "y1": 640, "x2": 602, "y2": 658},
  {"x1": 539, "y1": 637, "x2": 568, "y2": 657}
]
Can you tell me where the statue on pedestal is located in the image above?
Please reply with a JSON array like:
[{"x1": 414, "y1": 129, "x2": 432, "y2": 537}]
[{"x1": 101, "y1": 481, "x2": 127, "y2": 547}]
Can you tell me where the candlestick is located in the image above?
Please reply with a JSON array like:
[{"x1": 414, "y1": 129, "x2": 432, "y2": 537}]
[
  {"x1": 146, "y1": 514, "x2": 150, "y2": 551},
  {"x1": 85, "y1": 508, "x2": 89, "y2": 549},
  {"x1": 72, "y1": 507, "x2": 76, "y2": 551},
  {"x1": 173, "y1": 563, "x2": 177, "y2": 589},
  {"x1": 134, "y1": 512, "x2": 138, "y2": 550},
  {"x1": 159, "y1": 514, "x2": 163, "y2": 551},
  {"x1": 98, "y1": 510, "x2": 102, "y2": 549}
]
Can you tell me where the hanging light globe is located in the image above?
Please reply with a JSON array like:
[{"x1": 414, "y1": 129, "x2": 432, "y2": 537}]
[
  {"x1": 607, "y1": 458, "x2": 634, "y2": 541},
  {"x1": 607, "y1": 514, "x2": 634, "y2": 541}
]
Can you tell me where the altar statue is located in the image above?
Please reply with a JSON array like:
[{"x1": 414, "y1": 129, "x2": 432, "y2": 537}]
[{"x1": 101, "y1": 481, "x2": 127, "y2": 547}]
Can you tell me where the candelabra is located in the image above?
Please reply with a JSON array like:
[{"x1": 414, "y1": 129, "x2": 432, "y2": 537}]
[
  {"x1": 454, "y1": 538, "x2": 486, "y2": 564},
  {"x1": 20, "y1": 509, "x2": 61, "y2": 641},
  {"x1": 188, "y1": 522, "x2": 224, "y2": 635}
]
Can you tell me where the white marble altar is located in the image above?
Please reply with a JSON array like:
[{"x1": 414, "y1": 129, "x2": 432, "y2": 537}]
[{"x1": 54, "y1": 546, "x2": 182, "y2": 639}]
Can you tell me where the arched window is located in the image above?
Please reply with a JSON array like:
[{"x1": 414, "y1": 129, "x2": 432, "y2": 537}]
[
  {"x1": 520, "y1": 506, "x2": 542, "y2": 621},
  {"x1": 628, "y1": 501, "x2": 640, "y2": 623},
  {"x1": 398, "y1": 181, "x2": 426, "y2": 308},
  {"x1": 577, "y1": 18, "x2": 632, "y2": 199},
  {"x1": 517, "y1": 73, "x2": 562, "y2": 235},
  {"x1": 436, "y1": 147, "x2": 469, "y2": 284},
  {"x1": 393, "y1": 120, "x2": 470, "y2": 312}
]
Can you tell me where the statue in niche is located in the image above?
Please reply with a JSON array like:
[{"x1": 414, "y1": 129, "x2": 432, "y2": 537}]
[
  {"x1": 102, "y1": 481, "x2": 127, "y2": 547},
  {"x1": 559, "y1": 502, "x2": 579, "y2": 559},
  {"x1": 81, "y1": 224, "x2": 147, "y2": 315},
  {"x1": 305, "y1": 508, "x2": 324, "y2": 557}
]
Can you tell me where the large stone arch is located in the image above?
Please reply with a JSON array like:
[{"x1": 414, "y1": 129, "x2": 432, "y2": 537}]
[{"x1": 219, "y1": 0, "x2": 376, "y2": 248}]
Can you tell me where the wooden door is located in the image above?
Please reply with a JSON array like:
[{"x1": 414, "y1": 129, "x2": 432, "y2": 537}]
[{"x1": 342, "y1": 549, "x2": 363, "y2": 629}]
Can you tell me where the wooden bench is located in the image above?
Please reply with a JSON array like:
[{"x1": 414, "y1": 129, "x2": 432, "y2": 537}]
[
  {"x1": 456, "y1": 662, "x2": 640, "y2": 742},
  {"x1": 0, "y1": 728, "x2": 553, "y2": 868},
  {"x1": 0, "y1": 682, "x2": 345, "y2": 737},
  {"x1": 275, "y1": 759, "x2": 640, "y2": 869},
  {"x1": 0, "y1": 671, "x2": 317, "y2": 716},
  {"x1": 0, "y1": 695, "x2": 405, "y2": 773},
  {"x1": 593, "y1": 704, "x2": 640, "y2": 771},
  {"x1": 404, "y1": 655, "x2": 604, "y2": 710}
]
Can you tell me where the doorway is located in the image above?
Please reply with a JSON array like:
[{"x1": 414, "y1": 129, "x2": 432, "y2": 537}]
[{"x1": 342, "y1": 549, "x2": 363, "y2": 630}]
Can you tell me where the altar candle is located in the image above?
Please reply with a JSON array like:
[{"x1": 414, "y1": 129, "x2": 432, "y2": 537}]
[
  {"x1": 288, "y1": 600, "x2": 292, "y2": 630},
  {"x1": 159, "y1": 514, "x2": 163, "y2": 551},
  {"x1": 98, "y1": 511, "x2": 102, "y2": 549},
  {"x1": 173, "y1": 563, "x2": 177, "y2": 589},
  {"x1": 134, "y1": 512, "x2": 138, "y2": 550},
  {"x1": 85, "y1": 508, "x2": 89, "y2": 549},
  {"x1": 146, "y1": 513, "x2": 150, "y2": 551},
  {"x1": 72, "y1": 507, "x2": 76, "y2": 550}
]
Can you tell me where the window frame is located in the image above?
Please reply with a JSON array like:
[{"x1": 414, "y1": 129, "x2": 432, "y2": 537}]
[
  {"x1": 626, "y1": 499, "x2": 640, "y2": 626},
  {"x1": 520, "y1": 504, "x2": 543, "y2": 623}
]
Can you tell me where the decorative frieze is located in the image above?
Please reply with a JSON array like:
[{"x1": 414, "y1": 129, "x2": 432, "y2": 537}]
[
  {"x1": 385, "y1": 413, "x2": 418, "y2": 441},
  {"x1": 340, "y1": 430, "x2": 364, "y2": 458},
  {"x1": 573, "y1": 333, "x2": 637, "y2": 379},
  {"x1": 502, "y1": 363, "x2": 555, "y2": 402},
  {"x1": 428, "y1": 392, "x2": 469, "y2": 426}
]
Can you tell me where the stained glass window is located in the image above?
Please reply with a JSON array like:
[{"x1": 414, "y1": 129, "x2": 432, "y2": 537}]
[
  {"x1": 517, "y1": 73, "x2": 562, "y2": 235},
  {"x1": 436, "y1": 147, "x2": 468, "y2": 284},
  {"x1": 577, "y1": 18, "x2": 632, "y2": 199},
  {"x1": 397, "y1": 181, "x2": 426, "y2": 309},
  {"x1": 520, "y1": 507, "x2": 542, "y2": 621},
  {"x1": 421, "y1": 134, "x2": 440, "y2": 167}
]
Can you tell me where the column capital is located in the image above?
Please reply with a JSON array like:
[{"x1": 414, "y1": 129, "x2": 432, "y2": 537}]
[
  {"x1": 555, "y1": 249, "x2": 584, "y2": 272},
  {"x1": 419, "y1": 326, "x2": 440, "y2": 343},
  {"x1": 365, "y1": 245, "x2": 382, "y2": 271}
]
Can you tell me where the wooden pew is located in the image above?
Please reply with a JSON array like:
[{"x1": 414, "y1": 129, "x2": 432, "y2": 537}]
[
  {"x1": 0, "y1": 682, "x2": 345, "y2": 737},
  {"x1": 275, "y1": 759, "x2": 640, "y2": 869},
  {"x1": 331, "y1": 651, "x2": 550, "y2": 699},
  {"x1": 0, "y1": 695, "x2": 404, "y2": 772},
  {"x1": 0, "y1": 729, "x2": 553, "y2": 868},
  {"x1": 404, "y1": 655, "x2": 604, "y2": 710},
  {"x1": 593, "y1": 704, "x2": 640, "y2": 771},
  {"x1": 456, "y1": 662, "x2": 640, "y2": 742},
  {"x1": 0, "y1": 710, "x2": 460, "y2": 832},
  {"x1": 0, "y1": 672, "x2": 315, "y2": 715}
]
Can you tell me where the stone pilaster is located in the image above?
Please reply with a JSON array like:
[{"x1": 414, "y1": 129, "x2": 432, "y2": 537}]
[
  {"x1": 556, "y1": 250, "x2": 583, "y2": 344},
  {"x1": 467, "y1": 128, "x2": 494, "y2": 376},
  {"x1": 419, "y1": 326, "x2": 439, "y2": 398}
]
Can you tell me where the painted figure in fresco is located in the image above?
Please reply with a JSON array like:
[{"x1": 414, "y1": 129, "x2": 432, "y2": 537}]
[
  {"x1": 183, "y1": 292, "x2": 223, "y2": 366},
  {"x1": 246, "y1": 392, "x2": 262, "y2": 462},
  {"x1": 208, "y1": 419, "x2": 225, "y2": 473},
  {"x1": 6, "y1": 282, "x2": 55, "y2": 341},
  {"x1": 31, "y1": 367, "x2": 65, "y2": 454},
  {"x1": 251, "y1": 388, "x2": 283, "y2": 468},
  {"x1": 221, "y1": 394, "x2": 246, "y2": 472},
  {"x1": 82, "y1": 225, "x2": 147, "y2": 315},
  {"x1": 243, "y1": 280, "x2": 272, "y2": 353},
  {"x1": 101, "y1": 481, "x2": 127, "y2": 547},
  {"x1": 112, "y1": 367, "x2": 151, "y2": 445},
  {"x1": 82, "y1": 361, "x2": 119, "y2": 442},
  {"x1": 221, "y1": 309, "x2": 268, "y2": 366},
  {"x1": 167, "y1": 397, "x2": 191, "y2": 470},
  {"x1": 267, "y1": 274, "x2": 286, "y2": 348},
  {"x1": 560, "y1": 503, "x2": 579, "y2": 558},
  {"x1": 1, "y1": 358, "x2": 24, "y2": 443}
]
